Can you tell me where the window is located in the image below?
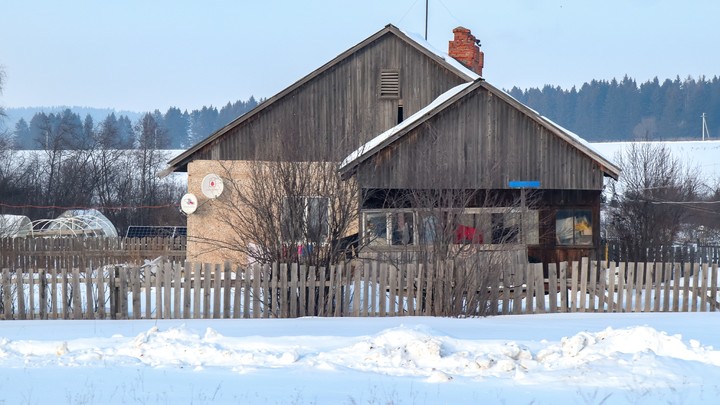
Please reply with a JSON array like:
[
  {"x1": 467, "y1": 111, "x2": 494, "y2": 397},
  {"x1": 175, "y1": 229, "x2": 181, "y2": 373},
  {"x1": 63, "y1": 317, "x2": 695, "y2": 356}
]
[
  {"x1": 363, "y1": 208, "x2": 539, "y2": 247},
  {"x1": 390, "y1": 212, "x2": 414, "y2": 245},
  {"x1": 556, "y1": 209, "x2": 592, "y2": 246},
  {"x1": 454, "y1": 212, "x2": 485, "y2": 244},
  {"x1": 491, "y1": 212, "x2": 519, "y2": 244},
  {"x1": 281, "y1": 196, "x2": 329, "y2": 242},
  {"x1": 364, "y1": 211, "x2": 414, "y2": 246},
  {"x1": 379, "y1": 69, "x2": 400, "y2": 99}
]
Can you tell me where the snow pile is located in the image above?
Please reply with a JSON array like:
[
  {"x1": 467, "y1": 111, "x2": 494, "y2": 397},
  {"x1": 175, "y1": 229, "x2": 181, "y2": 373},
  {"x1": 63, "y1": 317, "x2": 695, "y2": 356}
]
[
  {"x1": 1, "y1": 323, "x2": 717, "y2": 390},
  {"x1": 2, "y1": 315, "x2": 720, "y2": 404}
]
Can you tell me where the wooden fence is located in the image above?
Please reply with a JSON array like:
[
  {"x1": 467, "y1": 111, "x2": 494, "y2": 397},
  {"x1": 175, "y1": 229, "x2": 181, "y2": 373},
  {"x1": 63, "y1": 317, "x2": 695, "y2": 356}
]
[
  {"x1": 1, "y1": 255, "x2": 718, "y2": 320},
  {"x1": 0, "y1": 236, "x2": 186, "y2": 265}
]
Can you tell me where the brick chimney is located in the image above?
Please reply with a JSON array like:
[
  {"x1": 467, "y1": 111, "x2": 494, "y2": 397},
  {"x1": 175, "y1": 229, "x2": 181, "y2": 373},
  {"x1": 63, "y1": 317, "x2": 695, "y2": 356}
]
[{"x1": 448, "y1": 26, "x2": 484, "y2": 76}]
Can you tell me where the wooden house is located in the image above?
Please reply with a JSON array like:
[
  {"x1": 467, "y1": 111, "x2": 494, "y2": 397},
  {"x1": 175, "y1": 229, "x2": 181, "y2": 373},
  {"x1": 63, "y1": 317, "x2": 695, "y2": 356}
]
[
  {"x1": 339, "y1": 80, "x2": 620, "y2": 264},
  {"x1": 162, "y1": 23, "x2": 619, "y2": 265},
  {"x1": 160, "y1": 24, "x2": 486, "y2": 263}
]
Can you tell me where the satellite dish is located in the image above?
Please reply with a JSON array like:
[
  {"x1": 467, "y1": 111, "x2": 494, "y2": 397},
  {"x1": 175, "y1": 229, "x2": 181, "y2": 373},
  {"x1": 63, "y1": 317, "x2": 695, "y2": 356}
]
[
  {"x1": 180, "y1": 193, "x2": 198, "y2": 215},
  {"x1": 201, "y1": 173, "x2": 224, "y2": 199}
]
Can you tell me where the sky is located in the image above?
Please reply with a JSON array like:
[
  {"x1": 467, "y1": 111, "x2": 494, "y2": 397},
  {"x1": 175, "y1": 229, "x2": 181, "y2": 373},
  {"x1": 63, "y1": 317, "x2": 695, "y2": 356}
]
[{"x1": 1, "y1": 0, "x2": 719, "y2": 113}]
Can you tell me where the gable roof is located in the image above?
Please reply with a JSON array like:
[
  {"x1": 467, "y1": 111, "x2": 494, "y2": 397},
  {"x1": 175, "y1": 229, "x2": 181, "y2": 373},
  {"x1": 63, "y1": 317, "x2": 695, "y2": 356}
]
[
  {"x1": 159, "y1": 24, "x2": 479, "y2": 177},
  {"x1": 339, "y1": 79, "x2": 621, "y2": 181}
]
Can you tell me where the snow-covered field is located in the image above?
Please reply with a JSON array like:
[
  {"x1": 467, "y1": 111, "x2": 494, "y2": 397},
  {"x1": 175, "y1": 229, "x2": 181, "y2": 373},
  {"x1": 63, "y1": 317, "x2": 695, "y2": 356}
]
[
  {"x1": 591, "y1": 140, "x2": 720, "y2": 185},
  {"x1": 1, "y1": 313, "x2": 719, "y2": 404}
]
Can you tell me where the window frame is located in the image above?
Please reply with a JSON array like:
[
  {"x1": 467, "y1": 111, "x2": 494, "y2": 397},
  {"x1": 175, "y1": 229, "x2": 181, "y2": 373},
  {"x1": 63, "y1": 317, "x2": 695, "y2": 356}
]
[
  {"x1": 361, "y1": 207, "x2": 539, "y2": 248},
  {"x1": 281, "y1": 195, "x2": 330, "y2": 244},
  {"x1": 555, "y1": 208, "x2": 593, "y2": 246},
  {"x1": 363, "y1": 209, "x2": 416, "y2": 247}
]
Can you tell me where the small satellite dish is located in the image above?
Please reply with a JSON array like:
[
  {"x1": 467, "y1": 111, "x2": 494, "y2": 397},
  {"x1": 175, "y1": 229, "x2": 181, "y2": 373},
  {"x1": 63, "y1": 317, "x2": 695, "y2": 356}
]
[
  {"x1": 180, "y1": 193, "x2": 198, "y2": 215},
  {"x1": 201, "y1": 173, "x2": 224, "y2": 199}
]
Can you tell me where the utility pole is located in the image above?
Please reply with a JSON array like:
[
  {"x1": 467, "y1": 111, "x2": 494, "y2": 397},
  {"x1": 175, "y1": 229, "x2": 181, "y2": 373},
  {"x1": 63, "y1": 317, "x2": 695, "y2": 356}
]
[{"x1": 425, "y1": 0, "x2": 428, "y2": 40}]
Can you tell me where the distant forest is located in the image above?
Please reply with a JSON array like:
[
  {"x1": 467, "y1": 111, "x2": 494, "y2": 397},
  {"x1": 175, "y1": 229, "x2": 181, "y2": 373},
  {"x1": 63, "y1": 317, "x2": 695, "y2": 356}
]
[
  {"x1": 4, "y1": 75, "x2": 720, "y2": 148},
  {"x1": 5, "y1": 97, "x2": 261, "y2": 150},
  {"x1": 509, "y1": 75, "x2": 720, "y2": 141}
]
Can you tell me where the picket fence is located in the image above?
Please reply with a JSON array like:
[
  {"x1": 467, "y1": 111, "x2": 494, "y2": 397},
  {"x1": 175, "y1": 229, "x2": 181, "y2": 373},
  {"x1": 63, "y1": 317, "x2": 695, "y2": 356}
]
[{"x1": 1, "y1": 256, "x2": 718, "y2": 320}]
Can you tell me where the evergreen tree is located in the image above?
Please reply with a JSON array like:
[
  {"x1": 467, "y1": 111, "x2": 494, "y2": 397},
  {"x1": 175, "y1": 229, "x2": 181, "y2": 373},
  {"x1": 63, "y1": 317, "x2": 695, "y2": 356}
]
[
  {"x1": 97, "y1": 113, "x2": 120, "y2": 148},
  {"x1": 82, "y1": 114, "x2": 95, "y2": 148},
  {"x1": 163, "y1": 107, "x2": 188, "y2": 148},
  {"x1": 510, "y1": 75, "x2": 720, "y2": 141},
  {"x1": 116, "y1": 115, "x2": 134, "y2": 148},
  {"x1": 29, "y1": 112, "x2": 52, "y2": 149},
  {"x1": 13, "y1": 118, "x2": 31, "y2": 149},
  {"x1": 189, "y1": 106, "x2": 219, "y2": 144},
  {"x1": 57, "y1": 109, "x2": 84, "y2": 149}
]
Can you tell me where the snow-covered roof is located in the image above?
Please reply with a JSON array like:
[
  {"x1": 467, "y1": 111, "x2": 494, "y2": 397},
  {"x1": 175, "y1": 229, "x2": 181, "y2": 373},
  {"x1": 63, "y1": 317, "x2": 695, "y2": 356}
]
[
  {"x1": 340, "y1": 79, "x2": 621, "y2": 180},
  {"x1": 340, "y1": 82, "x2": 473, "y2": 170},
  {"x1": 401, "y1": 30, "x2": 481, "y2": 81},
  {"x1": 538, "y1": 115, "x2": 620, "y2": 175},
  {"x1": 486, "y1": 85, "x2": 620, "y2": 177}
]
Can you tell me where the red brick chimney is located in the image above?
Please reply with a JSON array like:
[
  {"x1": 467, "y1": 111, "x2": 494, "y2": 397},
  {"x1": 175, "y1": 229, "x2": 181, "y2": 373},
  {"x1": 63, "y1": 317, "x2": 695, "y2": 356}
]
[{"x1": 448, "y1": 26, "x2": 484, "y2": 76}]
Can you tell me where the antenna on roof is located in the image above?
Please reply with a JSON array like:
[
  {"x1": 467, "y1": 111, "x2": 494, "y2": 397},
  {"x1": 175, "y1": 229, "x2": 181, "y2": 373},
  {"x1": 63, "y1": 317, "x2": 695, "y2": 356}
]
[
  {"x1": 702, "y1": 113, "x2": 710, "y2": 141},
  {"x1": 424, "y1": 0, "x2": 429, "y2": 40}
]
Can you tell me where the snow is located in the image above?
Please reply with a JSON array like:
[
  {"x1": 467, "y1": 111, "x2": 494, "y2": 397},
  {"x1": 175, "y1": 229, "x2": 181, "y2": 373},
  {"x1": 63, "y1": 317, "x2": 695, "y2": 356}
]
[
  {"x1": 401, "y1": 30, "x2": 481, "y2": 81},
  {"x1": 2, "y1": 313, "x2": 720, "y2": 404},
  {"x1": 592, "y1": 140, "x2": 720, "y2": 185}
]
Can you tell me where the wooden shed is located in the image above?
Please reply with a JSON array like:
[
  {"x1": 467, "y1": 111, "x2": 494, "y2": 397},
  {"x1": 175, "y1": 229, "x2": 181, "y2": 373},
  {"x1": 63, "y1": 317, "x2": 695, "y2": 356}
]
[{"x1": 339, "y1": 79, "x2": 620, "y2": 264}]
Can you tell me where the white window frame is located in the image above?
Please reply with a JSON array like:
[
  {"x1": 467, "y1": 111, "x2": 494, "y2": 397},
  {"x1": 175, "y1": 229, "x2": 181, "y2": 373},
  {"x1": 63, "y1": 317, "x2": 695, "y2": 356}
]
[{"x1": 361, "y1": 207, "x2": 539, "y2": 248}]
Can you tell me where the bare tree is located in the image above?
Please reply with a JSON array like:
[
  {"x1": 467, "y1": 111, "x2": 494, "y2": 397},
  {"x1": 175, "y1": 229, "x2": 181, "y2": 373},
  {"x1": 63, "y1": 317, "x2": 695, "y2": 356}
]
[
  {"x1": 189, "y1": 160, "x2": 359, "y2": 268},
  {"x1": 607, "y1": 142, "x2": 702, "y2": 259}
]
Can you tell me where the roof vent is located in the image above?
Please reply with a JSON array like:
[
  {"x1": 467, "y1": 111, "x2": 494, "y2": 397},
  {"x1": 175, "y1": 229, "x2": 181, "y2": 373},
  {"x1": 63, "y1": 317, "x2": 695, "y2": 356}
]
[{"x1": 380, "y1": 69, "x2": 400, "y2": 99}]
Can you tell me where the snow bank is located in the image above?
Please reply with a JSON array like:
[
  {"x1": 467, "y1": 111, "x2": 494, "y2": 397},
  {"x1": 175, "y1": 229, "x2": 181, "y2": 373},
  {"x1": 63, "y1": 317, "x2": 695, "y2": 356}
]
[
  {"x1": 2, "y1": 314, "x2": 720, "y2": 404},
  {"x1": 1, "y1": 323, "x2": 717, "y2": 390}
]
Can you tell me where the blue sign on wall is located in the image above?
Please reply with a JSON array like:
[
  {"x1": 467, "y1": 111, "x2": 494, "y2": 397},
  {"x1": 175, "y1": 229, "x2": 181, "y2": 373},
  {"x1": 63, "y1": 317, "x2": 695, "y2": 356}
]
[{"x1": 508, "y1": 180, "x2": 540, "y2": 188}]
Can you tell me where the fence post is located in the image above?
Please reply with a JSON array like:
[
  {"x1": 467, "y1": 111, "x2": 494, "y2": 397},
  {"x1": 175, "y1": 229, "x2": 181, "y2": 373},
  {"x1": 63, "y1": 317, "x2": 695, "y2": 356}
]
[
  {"x1": 223, "y1": 262, "x2": 232, "y2": 319},
  {"x1": 109, "y1": 267, "x2": 116, "y2": 319},
  {"x1": 2, "y1": 268, "x2": 12, "y2": 320},
  {"x1": 547, "y1": 263, "x2": 557, "y2": 312},
  {"x1": 533, "y1": 263, "x2": 546, "y2": 314},
  {"x1": 39, "y1": 268, "x2": 48, "y2": 319}
]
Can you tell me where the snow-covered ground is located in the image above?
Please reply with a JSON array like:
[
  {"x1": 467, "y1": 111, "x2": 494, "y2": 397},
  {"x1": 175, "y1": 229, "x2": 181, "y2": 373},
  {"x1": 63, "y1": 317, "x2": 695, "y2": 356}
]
[
  {"x1": 1, "y1": 313, "x2": 719, "y2": 404},
  {"x1": 591, "y1": 140, "x2": 720, "y2": 186}
]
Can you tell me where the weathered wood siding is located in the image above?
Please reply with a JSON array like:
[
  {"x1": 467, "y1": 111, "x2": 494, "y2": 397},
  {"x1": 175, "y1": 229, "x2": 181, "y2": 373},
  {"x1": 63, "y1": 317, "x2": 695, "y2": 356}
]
[
  {"x1": 192, "y1": 33, "x2": 467, "y2": 163},
  {"x1": 356, "y1": 85, "x2": 607, "y2": 191},
  {"x1": 2, "y1": 257, "x2": 717, "y2": 320}
]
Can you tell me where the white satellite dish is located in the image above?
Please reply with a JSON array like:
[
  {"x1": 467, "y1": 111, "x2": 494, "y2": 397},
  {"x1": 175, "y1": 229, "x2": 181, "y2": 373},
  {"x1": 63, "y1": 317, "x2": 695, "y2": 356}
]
[
  {"x1": 180, "y1": 193, "x2": 198, "y2": 215},
  {"x1": 201, "y1": 173, "x2": 224, "y2": 199}
]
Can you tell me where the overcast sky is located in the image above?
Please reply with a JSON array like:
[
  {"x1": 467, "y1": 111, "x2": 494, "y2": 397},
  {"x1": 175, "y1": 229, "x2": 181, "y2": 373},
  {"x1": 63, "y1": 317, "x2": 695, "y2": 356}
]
[{"x1": 1, "y1": 0, "x2": 718, "y2": 112}]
